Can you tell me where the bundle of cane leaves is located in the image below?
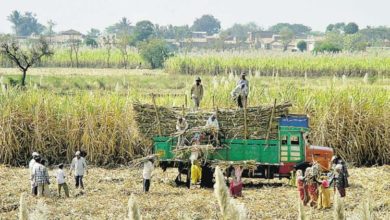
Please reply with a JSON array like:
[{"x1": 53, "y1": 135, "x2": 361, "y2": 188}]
[
  {"x1": 172, "y1": 144, "x2": 215, "y2": 160},
  {"x1": 211, "y1": 160, "x2": 258, "y2": 171},
  {"x1": 128, "y1": 154, "x2": 160, "y2": 168}
]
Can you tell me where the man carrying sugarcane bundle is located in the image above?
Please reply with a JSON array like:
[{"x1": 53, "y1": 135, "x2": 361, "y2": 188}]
[
  {"x1": 231, "y1": 73, "x2": 249, "y2": 108},
  {"x1": 190, "y1": 76, "x2": 204, "y2": 111},
  {"x1": 176, "y1": 116, "x2": 189, "y2": 146}
]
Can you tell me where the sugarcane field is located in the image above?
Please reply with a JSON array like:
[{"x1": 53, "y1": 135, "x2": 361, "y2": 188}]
[{"x1": 1, "y1": 2, "x2": 390, "y2": 220}]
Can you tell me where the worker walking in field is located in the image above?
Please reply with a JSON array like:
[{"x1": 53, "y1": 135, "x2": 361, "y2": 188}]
[
  {"x1": 56, "y1": 163, "x2": 70, "y2": 198},
  {"x1": 176, "y1": 117, "x2": 189, "y2": 146},
  {"x1": 70, "y1": 151, "x2": 87, "y2": 190},
  {"x1": 143, "y1": 157, "x2": 154, "y2": 193},
  {"x1": 29, "y1": 152, "x2": 40, "y2": 195},
  {"x1": 31, "y1": 157, "x2": 50, "y2": 197},
  {"x1": 190, "y1": 76, "x2": 204, "y2": 111}
]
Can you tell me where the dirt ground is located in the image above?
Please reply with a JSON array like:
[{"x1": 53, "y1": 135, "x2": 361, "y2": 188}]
[{"x1": 0, "y1": 165, "x2": 389, "y2": 220}]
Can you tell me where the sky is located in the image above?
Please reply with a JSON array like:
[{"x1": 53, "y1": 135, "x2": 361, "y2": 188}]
[{"x1": 1, "y1": 0, "x2": 390, "y2": 34}]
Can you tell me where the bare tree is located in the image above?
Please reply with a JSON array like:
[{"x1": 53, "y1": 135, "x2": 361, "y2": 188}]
[
  {"x1": 0, "y1": 37, "x2": 53, "y2": 87},
  {"x1": 66, "y1": 35, "x2": 81, "y2": 67},
  {"x1": 116, "y1": 34, "x2": 132, "y2": 68},
  {"x1": 102, "y1": 35, "x2": 115, "y2": 68}
]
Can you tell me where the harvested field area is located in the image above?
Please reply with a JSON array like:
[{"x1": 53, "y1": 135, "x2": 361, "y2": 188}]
[{"x1": 0, "y1": 165, "x2": 389, "y2": 219}]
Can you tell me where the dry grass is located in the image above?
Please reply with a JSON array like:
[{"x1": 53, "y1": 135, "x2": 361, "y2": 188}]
[{"x1": 1, "y1": 165, "x2": 389, "y2": 220}]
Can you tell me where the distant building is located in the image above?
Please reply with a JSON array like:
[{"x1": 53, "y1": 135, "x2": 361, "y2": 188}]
[{"x1": 50, "y1": 29, "x2": 84, "y2": 44}]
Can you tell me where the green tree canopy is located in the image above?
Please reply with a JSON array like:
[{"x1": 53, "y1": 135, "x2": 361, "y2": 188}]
[
  {"x1": 7, "y1": 11, "x2": 45, "y2": 36},
  {"x1": 191, "y1": 14, "x2": 221, "y2": 35},
  {"x1": 297, "y1": 41, "x2": 307, "y2": 52},
  {"x1": 344, "y1": 22, "x2": 359, "y2": 35},
  {"x1": 105, "y1": 17, "x2": 134, "y2": 35},
  {"x1": 269, "y1": 23, "x2": 311, "y2": 35},
  {"x1": 223, "y1": 22, "x2": 262, "y2": 42},
  {"x1": 138, "y1": 39, "x2": 171, "y2": 69},
  {"x1": 134, "y1": 20, "x2": 156, "y2": 43},
  {"x1": 280, "y1": 27, "x2": 294, "y2": 51}
]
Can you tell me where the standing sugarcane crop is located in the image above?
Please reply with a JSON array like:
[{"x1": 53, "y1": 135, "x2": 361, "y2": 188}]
[{"x1": 190, "y1": 76, "x2": 204, "y2": 111}]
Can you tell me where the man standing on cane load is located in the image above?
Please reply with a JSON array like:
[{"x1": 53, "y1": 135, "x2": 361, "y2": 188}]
[
  {"x1": 70, "y1": 151, "x2": 87, "y2": 190},
  {"x1": 231, "y1": 73, "x2": 249, "y2": 109},
  {"x1": 190, "y1": 76, "x2": 204, "y2": 111},
  {"x1": 176, "y1": 117, "x2": 189, "y2": 146}
]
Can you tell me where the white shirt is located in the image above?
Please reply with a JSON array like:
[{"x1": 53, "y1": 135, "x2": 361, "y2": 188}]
[
  {"x1": 206, "y1": 117, "x2": 219, "y2": 130},
  {"x1": 143, "y1": 161, "x2": 154, "y2": 179},
  {"x1": 29, "y1": 159, "x2": 36, "y2": 175},
  {"x1": 56, "y1": 169, "x2": 66, "y2": 184},
  {"x1": 70, "y1": 157, "x2": 87, "y2": 176}
]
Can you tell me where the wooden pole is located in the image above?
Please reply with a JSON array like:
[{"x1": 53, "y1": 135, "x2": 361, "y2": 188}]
[
  {"x1": 151, "y1": 94, "x2": 162, "y2": 136},
  {"x1": 212, "y1": 94, "x2": 215, "y2": 111},
  {"x1": 266, "y1": 99, "x2": 277, "y2": 145},
  {"x1": 184, "y1": 94, "x2": 188, "y2": 108},
  {"x1": 244, "y1": 99, "x2": 248, "y2": 140}
]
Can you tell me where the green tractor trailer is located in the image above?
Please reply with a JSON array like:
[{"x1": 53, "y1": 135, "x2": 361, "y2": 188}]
[{"x1": 153, "y1": 114, "x2": 334, "y2": 187}]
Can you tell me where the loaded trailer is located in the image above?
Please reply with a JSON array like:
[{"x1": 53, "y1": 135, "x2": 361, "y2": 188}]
[{"x1": 153, "y1": 115, "x2": 333, "y2": 187}]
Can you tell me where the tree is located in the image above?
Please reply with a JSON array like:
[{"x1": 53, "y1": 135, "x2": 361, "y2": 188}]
[
  {"x1": 0, "y1": 37, "x2": 53, "y2": 86},
  {"x1": 280, "y1": 27, "x2": 294, "y2": 51},
  {"x1": 102, "y1": 35, "x2": 115, "y2": 68},
  {"x1": 66, "y1": 36, "x2": 82, "y2": 68},
  {"x1": 297, "y1": 41, "x2": 307, "y2": 52},
  {"x1": 106, "y1": 17, "x2": 134, "y2": 35},
  {"x1": 344, "y1": 22, "x2": 359, "y2": 35},
  {"x1": 343, "y1": 33, "x2": 367, "y2": 51},
  {"x1": 326, "y1": 22, "x2": 345, "y2": 33},
  {"x1": 269, "y1": 23, "x2": 311, "y2": 35},
  {"x1": 44, "y1": 20, "x2": 56, "y2": 42},
  {"x1": 224, "y1": 22, "x2": 262, "y2": 44},
  {"x1": 85, "y1": 28, "x2": 101, "y2": 48},
  {"x1": 191, "y1": 14, "x2": 221, "y2": 35},
  {"x1": 314, "y1": 41, "x2": 342, "y2": 53},
  {"x1": 133, "y1": 20, "x2": 155, "y2": 43},
  {"x1": 138, "y1": 39, "x2": 171, "y2": 69},
  {"x1": 116, "y1": 34, "x2": 134, "y2": 68},
  {"x1": 7, "y1": 11, "x2": 45, "y2": 36}
]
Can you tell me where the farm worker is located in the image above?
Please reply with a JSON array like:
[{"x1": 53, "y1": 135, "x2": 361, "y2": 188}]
[
  {"x1": 190, "y1": 76, "x2": 204, "y2": 111},
  {"x1": 229, "y1": 165, "x2": 243, "y2": 198},
  {"x1": 330, "y1": 164, "x2": 347, "y2": 197},
  {"x1": 205, "y1": 113, "x2": 219, "y2": 130},
  {"x1": 331, "y1": 155, "x2": 349, "y2": 187},
  {"x1": 317, "y1": 176, "x2": 331, "y2": 209},
  {"x1": 70, "y1": 151, "x2": 87, "y2": 190},
  {"x1": 305, "y1": 167, "x2": 318, "y2": 207},
  {"x1": 296, "y1": 170, "x2": 305, "y2": 202},
  {"x1": 191, "y1": 159, "x2": 202, "y2": 185},
  {"x1": 176, "y1": 117, "x2": 189, "y2": 146},
  {"x1": 231, "y1": 83, "x2": 249, "y2": 109},
  {"x1": 31, "y1": 157, "x2": 50, "y2": 197},
  {"x1": 303, "y1": 168, "x2": 310, "y2": 206},
  {"x1": 143, "y1": 157, "x2": 154, "y2": 193},
  {"x1": 205, "y1": 113, "x2": 220, "y2": 146},
  {"x1": 237, "y1": 72, "x2": 249, "y2": 88},
  {"x1": 56, "y1": 163, "x2": 69, "y2": 198},
  {"x1": 29, "y1": 152, "x2": 40, "y2": 195}
]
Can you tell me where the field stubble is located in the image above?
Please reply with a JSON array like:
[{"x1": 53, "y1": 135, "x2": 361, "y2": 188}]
[{"x1": 0, "y1": 165, "x2": 389, "y2": 219}]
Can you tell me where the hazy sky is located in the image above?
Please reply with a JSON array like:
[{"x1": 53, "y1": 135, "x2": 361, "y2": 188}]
[{"x1": 1, "y1": 0, "x2": 390, "y2": 34}]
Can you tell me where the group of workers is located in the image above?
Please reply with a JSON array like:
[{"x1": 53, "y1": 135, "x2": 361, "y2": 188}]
[
  {"x1": 296, "y1": 156, "x2": 349, "y2": 209},
  {"x1": 190, "y1": 73, "x2": 249, "y2": 110},
  {"x1": 28, "y1": 151, "x2": 87, "y2": 198}
]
